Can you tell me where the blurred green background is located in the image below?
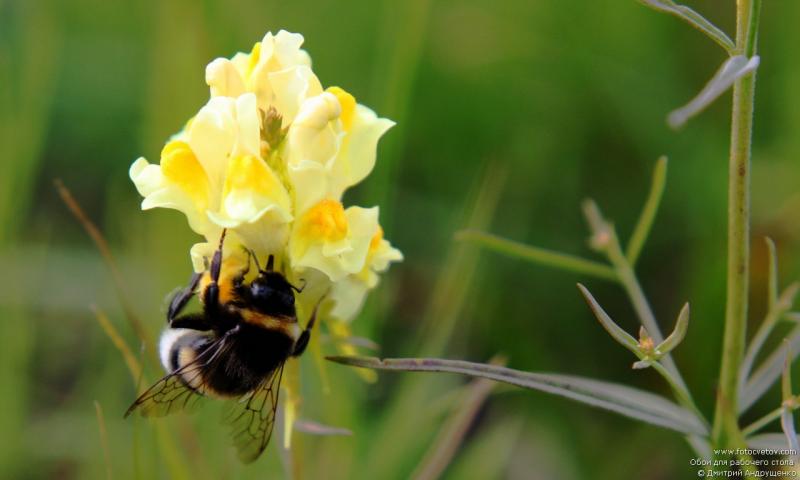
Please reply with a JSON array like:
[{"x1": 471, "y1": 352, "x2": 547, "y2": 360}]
[{"x1": 3, "y1": 0, "x2": 800, "y2": 478}]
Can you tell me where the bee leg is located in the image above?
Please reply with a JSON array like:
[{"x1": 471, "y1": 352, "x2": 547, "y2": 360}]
[
  {"x1": 167, "y1": 272, "x2": 202, "y2": 322},
  {"x1": 233, "y1": 248, "x2": 254, "y2": 288},
  {"x1": 292, "y1": 296, "x2": 322, "y2": 357},
  {"x1": 202, "y1": 229, "x2": 227, "y2": 313},
  {"x1": 170, "y1": 312, "x2": 214, "y2": 331}
]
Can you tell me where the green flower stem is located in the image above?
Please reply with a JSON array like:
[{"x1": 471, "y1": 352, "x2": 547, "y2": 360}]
[
  {"x1": 455, "y1": 229, "x2": 618, "y2": 281},
  {"x1": 582, "y1": 200, "x2": 687, "y2": 391},
  {"x1": 712, "y1": 0, "x2": 762, "y2": 469},
  {"x1": 626, "y1": 156, "x2": 668, "y2": 266},
  {"x1": 743, "y1": 406, "x2": 784, "y2": 437},
  {"x1": 651, "y1": 361, "x2": 709, "y2": 429}
]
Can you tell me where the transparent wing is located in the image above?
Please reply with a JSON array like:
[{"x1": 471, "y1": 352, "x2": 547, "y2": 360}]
[
  {"x1": 224, "y1": 363, "x2": 285, "y2": 463},
  {"x1": 124, "y1": 337, "x2": 231, "y2": 418}
]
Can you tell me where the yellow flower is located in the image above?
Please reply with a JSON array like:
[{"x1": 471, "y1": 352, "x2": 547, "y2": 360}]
[
  {"x1": 329, "y1": 225, "x2": 403, "y2": 321},
  {"x1": 130, "y1": 92, "x2": 292, "y2": 268},
  {"x1": 288, "y1": 199, "x2": 378, "y2": 282},
  {"x1": 205, "y1": 30, "x2": 321, "y2": 124},
  {"x1": 286, "y1": 88, "x2": 395, "y2": 213},
  {"x1": 130, "y1": 30, "x2": 403, "y2": 446}
]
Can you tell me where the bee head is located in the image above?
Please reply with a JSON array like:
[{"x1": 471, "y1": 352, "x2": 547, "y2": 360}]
[{"x1": 248, "y1": 255, "x2": 298, "y2": 317}]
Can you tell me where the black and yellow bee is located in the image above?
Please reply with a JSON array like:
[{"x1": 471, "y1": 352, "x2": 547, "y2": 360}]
[{"x1": 125, "y1": 229, "x2": 316, "y2": 462}]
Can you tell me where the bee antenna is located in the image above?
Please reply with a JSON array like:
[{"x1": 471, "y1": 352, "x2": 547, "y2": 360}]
[
  {"x1": 248, "y1": 249, "x2": 263, "y2": 272},
  {"x1": 266, "y1": 255, "x2": 275, "y2": 272},
  {"x1": 290, "y1": 279, "x2": 306, "y2": 293}
]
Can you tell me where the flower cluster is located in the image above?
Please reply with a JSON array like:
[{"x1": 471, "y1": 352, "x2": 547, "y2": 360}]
[{"x1": 130, "y1": 30, "x2": 402, "y2": 324}]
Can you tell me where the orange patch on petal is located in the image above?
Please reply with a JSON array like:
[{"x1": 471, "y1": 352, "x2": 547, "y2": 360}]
[{"x1": 301, "y1": 199, "x2": 349, "y2": 242}]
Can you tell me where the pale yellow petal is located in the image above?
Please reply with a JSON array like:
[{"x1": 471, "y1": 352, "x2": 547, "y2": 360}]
[
  {"x1": 268, "y1": 66, "x2": 323, "y2": 124},
  {"x1": 233, "y1": 93, "x2": 261, "y2": 157},
  {"x1": 330, "y1": 105, "x2": 394, "y2": 196},
  {"x1": 289, "y1": 160, "x2": 330, "y2": 215},
  {"x1": 129, "y1": 157, "x2": 164, "y2": 197},
  {"x1": 213, "y1": 154, "x2": 292, "y2": 225},
  {"x1": 287, "y1": 92, "x2": 341, "y2": 172},
  {"x1": 206, "y1": 57, "x2": 246, "y2": 98},
  {"x1": 187, "y1": 97, "x2": 237, "y2": 194},
  {"x1": 289, "y1": 204, "x2": 377, "y2": 281},
  {"x1": 329, "y1": 275, "x2": 370, "y2": 321}
]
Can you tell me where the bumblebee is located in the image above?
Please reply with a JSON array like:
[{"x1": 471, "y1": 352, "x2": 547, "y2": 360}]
[{"x1": 125, "y1": 229, "x2": 316, "y2": 462}]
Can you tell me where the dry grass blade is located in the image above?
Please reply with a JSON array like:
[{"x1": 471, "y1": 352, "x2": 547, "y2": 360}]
[
  {"x1": 92, "y1": 305, "x2": 142, "y2": 383},
  {"x1": 94, "y1": 401, "x2": 113, "y2": 480},
  {"x1": 54, "y1": 179, "x2": 153, "y2": 350},
  {"x1": 411, "y1": 356, "x2": 504, "y2": 480}
]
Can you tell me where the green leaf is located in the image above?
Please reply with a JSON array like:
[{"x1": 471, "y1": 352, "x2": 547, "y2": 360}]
[
  {"x1": 781, "y1": 347, "x2": 800, "y2": 453},
  {"x1": 626, "y1": 157, "x2": 668, "y2": 266},
  {"x1": 327, "y1": 356, "x2": 708, "y2": 436},
  {"x1": 741, "y1": 327, "x2": 800, "y2": 413},
  {"x1": 657, "y1": 303, "x2": 690, "y2": 355},
  {"x1": 634, "y1": 0, "x2": 735, "y2": 53},
  {"x1": 739, "y1": 286, "x2": 800, "y2": 413},
  {"x1": 747, "y1": 433, "x2": 800, "y2": 450},
  {"x1": 667, "y1": 55, "x2": 760, "y2": 129},
  {"x1": 577, "y1": 284, "x2": 641, "y2": 355},
  {"x1": 781, "y1": 408, "x2": 799, "y2": 454}
]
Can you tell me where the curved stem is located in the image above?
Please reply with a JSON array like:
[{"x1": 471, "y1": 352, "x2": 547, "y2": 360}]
[{"x1": 651, "y1": 361, "x2": 709, "y2": 429}]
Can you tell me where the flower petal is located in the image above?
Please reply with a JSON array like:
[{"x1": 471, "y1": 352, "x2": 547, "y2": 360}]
[
  {"x1": 187, "y1": 97, "x2": 238, "y2": 194},
  {"x1": 206, "y1": 57, "x2": 247, "y2": 98},
  {"x1": 331, "y1": 105, "x2": 394, "y2": 196}
]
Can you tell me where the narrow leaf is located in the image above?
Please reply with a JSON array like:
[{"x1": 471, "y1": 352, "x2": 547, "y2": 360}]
[
  {"x1": 783, "y1": 346, "x2": 793, "y2": 402},
  {"x1": 748, "y1": 433, "x2": 800, "y2": 451},
  {"x1": 633, "y1": 360, "x2": 653, "y2": 370},
  {"x1": 327, "y1": 356, "x2": 708, "y2": 436},
  {"x1": 293, "y1": 419, "x2": 353, "y2": 437},
  {"x1": 741, "y1": 326, "x2": 800, "y2": 413},
  {"x1": 635, "y1": 0, "x2": 735, "y2": 53},
  {"x1": 657, "y1": 302, "x2": 690, "y2": 355},
  {"x1": 781, "y1": 347, "x2": 800, "y2": 454},
  {"x1": 411, "y1": 362, "x2": 499, "y2": 480},
  {"x1": 667, "y1": 55, "x2": 760, "y2": 129},
  {"x1": 626, "y1": 156, "x2": 667, "y2": 266},
  {"x1": 456, "y1": 229, "x2": 617, "y2": 281},
  {"x1": 577, "y1": 284, "x2": 640, "y2": 355},
  {"x1": 739, "y1": 284, "x2": 800, "y2": 404},
  {"x1": 687, "y1": 435, "x2": 712, "y2": 460},
  {"x1": 781, "y1": 408, "x2": 800, "y2": 454},
  {"x1": 578, "y1": 285, "x2": 644, "y2": 356}
]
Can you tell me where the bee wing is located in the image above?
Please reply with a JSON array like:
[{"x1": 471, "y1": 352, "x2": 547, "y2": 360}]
[
  {"x1": 124, "y1": 337, "x2": 231, "y2": 418},
  {"x1": 224, "y1": 362, "x2": 285, "y2": 463}
]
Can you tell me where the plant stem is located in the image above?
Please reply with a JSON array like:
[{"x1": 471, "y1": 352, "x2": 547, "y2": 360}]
[
  {"x1": 455, "y1": 229, "x2": 617, "y2": 281},
  {"x1": 743, "y1": 406, "x2": 783, "y2": 437},
  {"x1": 651, "y1": 361, "x2": 709, "y2": 430},
  {"x1": 712, "y1": 0, "x2": 761, "y2": 463},
  {"x1": 582, "y1": 200, "x2": 688, "y2": 391}
]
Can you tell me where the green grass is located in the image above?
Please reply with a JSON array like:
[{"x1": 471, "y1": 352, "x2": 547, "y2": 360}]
[{"x1": 3, "y1": 0, "x2": 800, "y2": 478}]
